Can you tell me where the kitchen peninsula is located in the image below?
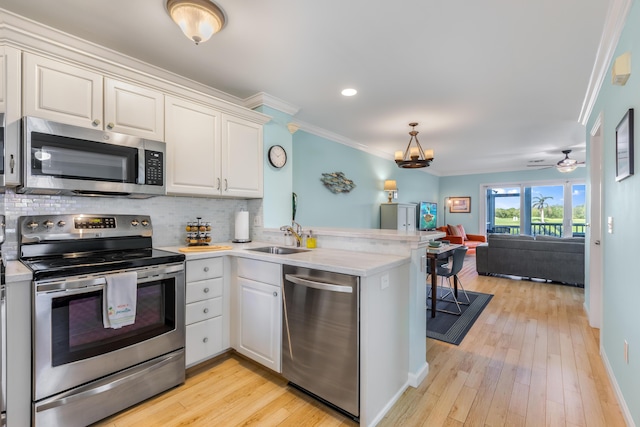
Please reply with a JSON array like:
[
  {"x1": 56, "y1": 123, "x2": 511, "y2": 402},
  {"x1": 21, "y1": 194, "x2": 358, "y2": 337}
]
[{"x1": 170, "y1": 226, "x2": 443, "y2": 426}]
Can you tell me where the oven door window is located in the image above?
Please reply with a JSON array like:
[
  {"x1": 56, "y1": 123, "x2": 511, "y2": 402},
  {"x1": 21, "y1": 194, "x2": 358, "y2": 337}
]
[
  {"x1": 30, "y1": 132, "x2": 137, "y2": 183},
  {"x1": 50, "y1": 279, "x2": 176, "y2": 366}
]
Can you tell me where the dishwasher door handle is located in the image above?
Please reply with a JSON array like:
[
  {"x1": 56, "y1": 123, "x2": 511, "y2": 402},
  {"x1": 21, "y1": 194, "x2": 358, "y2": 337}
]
[{"x1": 285, "y1": 274, "x2": 353, "y2": 293}]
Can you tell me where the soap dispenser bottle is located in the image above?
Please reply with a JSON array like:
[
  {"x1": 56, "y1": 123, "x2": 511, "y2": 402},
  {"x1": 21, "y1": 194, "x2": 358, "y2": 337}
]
[{"x1": 306, "y1": 230, "x2": 317, "y2": 248}]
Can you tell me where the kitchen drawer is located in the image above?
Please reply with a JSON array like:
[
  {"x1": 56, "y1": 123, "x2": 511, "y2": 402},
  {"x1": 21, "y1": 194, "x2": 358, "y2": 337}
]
[
  {"x1": 186, "y1": 297, "x2": 222, "y2": 324},
  {"x1": 237, "y1": 258, "x2": 281, "y2": 286},
  {"x1": 186, "y1": 277, "x2": 223, "y2": 304},
  {"x1": 186, "y1": 316, "x2": 223, "y2": 367},
  {"x1": 187, "y1": 257, "x2": 223, "y2": 282}
]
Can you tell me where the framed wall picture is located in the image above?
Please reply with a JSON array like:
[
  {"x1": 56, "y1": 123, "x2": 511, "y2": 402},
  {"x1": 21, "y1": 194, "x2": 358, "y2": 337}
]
[
  {"x1": 449, "y1": 196, "x2": 471, "y2": 213},
  {"x1": 616, "y1": 108, "x2": 634, "y2": 182}
]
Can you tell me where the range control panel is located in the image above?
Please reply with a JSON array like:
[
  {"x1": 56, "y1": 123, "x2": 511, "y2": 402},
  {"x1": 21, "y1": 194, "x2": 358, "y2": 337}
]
[{"x1": 19, "y1": 214, "x2": 153, "y2": 243}]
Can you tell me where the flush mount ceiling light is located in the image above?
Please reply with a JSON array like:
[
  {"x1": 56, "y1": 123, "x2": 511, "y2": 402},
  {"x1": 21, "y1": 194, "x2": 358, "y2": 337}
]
[
  {"x1": 166, "y1": 0, "x2": 226, "y2": 45},
  {"x1": 394, "y1": 123, "x2": 434, "y2": 169},
  {"x1": 341, "y1": 88, "x2": 357, "y2": 97}
]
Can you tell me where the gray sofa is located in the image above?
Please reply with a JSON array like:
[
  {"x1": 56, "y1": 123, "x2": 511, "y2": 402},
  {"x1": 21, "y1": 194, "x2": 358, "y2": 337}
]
[{"x1": 475, "y1": 234, "x2": 585, "y2": 285}]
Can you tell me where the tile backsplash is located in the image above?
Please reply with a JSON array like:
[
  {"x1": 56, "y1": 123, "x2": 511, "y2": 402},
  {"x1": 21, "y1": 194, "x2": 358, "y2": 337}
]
[{"x1": 2, "y1": 189, "x2": 263, "y2": 260}]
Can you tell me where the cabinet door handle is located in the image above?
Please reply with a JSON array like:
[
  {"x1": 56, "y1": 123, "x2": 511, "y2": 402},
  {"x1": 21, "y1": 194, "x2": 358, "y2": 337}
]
[
  {"x1": 217, "y1": 178, "x2": 221, "y2": 190},
  {"x1": 202, "y1": 337, "x2": 208, "y2": 343},
  {"x1": 224, "y1": 179, "x2": 228, "y2": 191},
  {"x1": 203, "y1": 308, "x2": 209, "y2": 314},
  {"x1": 273, "y1": 291, "x2": 278, "y2": 297},
  {"x1": 204, "y1": 266, "x2": 209, "y2": 272},
  {"x1": 106, "y1": 122, "x2": 114, "y2": 130},
  {"x1": 10, "y1": 154, "x2": 15, "y2": 174},
  {"x1": 203, "y1": 287, "x2": 210, "y2": 293},
  {"x1": 92, "y1": 119, "x2": 101, "y2": 127}
]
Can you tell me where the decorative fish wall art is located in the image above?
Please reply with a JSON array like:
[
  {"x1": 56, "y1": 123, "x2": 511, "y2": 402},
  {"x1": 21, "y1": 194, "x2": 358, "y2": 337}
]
[{"x1": 320, "y1": 172, "x2": 356, "y2": 194}]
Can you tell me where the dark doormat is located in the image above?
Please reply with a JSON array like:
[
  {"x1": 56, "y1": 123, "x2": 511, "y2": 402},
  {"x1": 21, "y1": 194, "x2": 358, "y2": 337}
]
[{"x1": 427, "y1": 286, "x2": 493, "y2": 345}]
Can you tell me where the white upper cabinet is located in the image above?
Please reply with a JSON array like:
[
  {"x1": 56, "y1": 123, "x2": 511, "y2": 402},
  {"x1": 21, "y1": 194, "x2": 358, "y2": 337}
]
[
  {"x1": 23, "y1": 53, "x2": 103, "y2": 128},
  {"x1": 165, "y1": 96, "x2": 222, "y2": 196},
  {"x1": 1, "y1": 46, "x2": 22, "y2": 185},
  {"x1": 221, "y1": 115, "x2": 263, "y2": 198},
  {"x1": 165, "y1": 96, "x2": 263, "y2": 198},
  {"x1": 103, "y1": 78, "x2": 164, "y2": 140},
  {"x1": 23, "y1": 53, "x2": 164, "y2": 140}
]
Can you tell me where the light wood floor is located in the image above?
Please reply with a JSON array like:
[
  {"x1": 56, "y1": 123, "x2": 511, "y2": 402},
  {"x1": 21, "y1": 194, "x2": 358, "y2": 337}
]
[{"x1": 95, "y1": 256, "x2": 626, "y2": 427}]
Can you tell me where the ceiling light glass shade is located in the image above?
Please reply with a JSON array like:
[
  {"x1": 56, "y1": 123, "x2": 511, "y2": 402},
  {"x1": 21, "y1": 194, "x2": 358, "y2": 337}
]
[
  {"x1": 557, "y1": 164, "x2": 578, "y2": 173},
  {"x1": 167, "y1": 0, "x2": 225, "y2": 45},
  {"x1": 557, "y1": 155, "x2": 578, "y2": 173},
  {"x1": 395, "y1": 123, "x2": 434, "y2": 169}
]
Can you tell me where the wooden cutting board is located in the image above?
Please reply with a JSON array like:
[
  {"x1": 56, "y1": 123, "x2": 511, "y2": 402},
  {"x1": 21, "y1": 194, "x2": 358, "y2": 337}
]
[{"x1": 178, "y1": 245, "x2": 233, "y2": 253}]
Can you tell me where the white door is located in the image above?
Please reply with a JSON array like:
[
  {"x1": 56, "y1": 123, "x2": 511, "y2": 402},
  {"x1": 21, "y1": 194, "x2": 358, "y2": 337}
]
[
  {"x1": 23, "y1": 53, "x2": 103, "y2": 129},
  {"x1": 588, "y1": 114, "x2": 604, "y2": 329},
  {"x1": 236, "y1": 277, "x2": 280, "y2": 372},
  {"x1": 104, "y1": 78, "x2": 164, "y2": 140},
  {"x1": 165, "y1": 96, "x2": 221, "y2": 196},
  {"x1": 221, "y1": 115, "x2": 263, "y2": 198}
]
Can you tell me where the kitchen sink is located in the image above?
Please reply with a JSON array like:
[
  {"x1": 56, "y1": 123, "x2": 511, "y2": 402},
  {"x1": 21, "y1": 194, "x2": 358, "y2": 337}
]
[{"x1": 247, "y1": 246, "x2": 310, "y2": 255}]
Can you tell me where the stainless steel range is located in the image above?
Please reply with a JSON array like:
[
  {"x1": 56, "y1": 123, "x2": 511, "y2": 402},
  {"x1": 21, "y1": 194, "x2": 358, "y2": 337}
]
[
  {"x1": 19, "y1": 214, "x2": 186, "y2": 427},
  {"x1": 1, "y1": 215, "x2": 6, "y2": 426}
]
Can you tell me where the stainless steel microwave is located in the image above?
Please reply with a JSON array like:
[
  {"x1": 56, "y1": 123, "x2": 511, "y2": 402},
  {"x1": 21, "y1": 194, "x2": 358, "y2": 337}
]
[{"x1": 18, "y1": 116, "x2": 166, "y2": 198}]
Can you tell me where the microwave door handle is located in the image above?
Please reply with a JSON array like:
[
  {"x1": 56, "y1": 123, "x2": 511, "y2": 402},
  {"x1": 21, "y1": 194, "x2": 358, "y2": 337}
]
[{"x1": 137, "y1": 148, "x2": 145, "y2": 184}]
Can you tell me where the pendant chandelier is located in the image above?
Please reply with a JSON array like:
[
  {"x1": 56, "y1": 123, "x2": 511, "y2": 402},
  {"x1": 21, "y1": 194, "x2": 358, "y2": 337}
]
[{"x1": 394, "y1": 123, "x2": 434, "y2": 169}]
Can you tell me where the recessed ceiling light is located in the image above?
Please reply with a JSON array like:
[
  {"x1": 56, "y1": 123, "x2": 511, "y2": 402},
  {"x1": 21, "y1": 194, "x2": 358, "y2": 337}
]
[{"x1": 341, "y1": 88, "x2": 357, "y2": 97}]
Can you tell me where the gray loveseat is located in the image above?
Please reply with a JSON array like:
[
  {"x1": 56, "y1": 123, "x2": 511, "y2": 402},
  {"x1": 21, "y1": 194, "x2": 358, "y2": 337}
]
[{"x1": 475, "y1": 234, "x2": 585, "y2": 285}]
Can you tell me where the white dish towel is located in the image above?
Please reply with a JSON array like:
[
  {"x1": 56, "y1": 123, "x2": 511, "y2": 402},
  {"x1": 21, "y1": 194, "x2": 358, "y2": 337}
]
[{"x1": 103, "y1": 271, "x2": 138, "y2": 329}]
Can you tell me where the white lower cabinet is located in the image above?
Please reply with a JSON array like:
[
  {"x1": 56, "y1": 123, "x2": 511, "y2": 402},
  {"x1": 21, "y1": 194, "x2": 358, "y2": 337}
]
[
  {"x1": 233, "y1": 258, "x2": 282, "y2": 372},
  {"x1": 185, "y1": 257, "x2": 226, "y2": 367}
]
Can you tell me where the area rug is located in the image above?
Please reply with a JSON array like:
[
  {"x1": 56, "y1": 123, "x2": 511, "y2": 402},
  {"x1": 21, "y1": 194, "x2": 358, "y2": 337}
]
[{"x1": 427, "y1": 286, "x2": 493, "y2": 345}]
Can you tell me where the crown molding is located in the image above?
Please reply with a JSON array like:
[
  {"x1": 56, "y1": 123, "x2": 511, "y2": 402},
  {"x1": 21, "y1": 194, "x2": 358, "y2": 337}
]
[
  {"x1": 243, "y1": 92, "x2": 300, "y2": 116},
  {"x1": 578, "y1": 0, "x2": 633, "y2": 125},
  {"x1": 0, "y1": 8, "x2": 270, "y2": 124}
]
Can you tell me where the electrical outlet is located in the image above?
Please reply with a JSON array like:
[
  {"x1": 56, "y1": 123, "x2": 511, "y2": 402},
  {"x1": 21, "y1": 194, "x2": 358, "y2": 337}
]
[
  {"x1": 253, "y1": 215, "x2": 262, "y2": 227},
  {"x1": 624, "y1": 340, "x2": 629, "y2": 364},
  {"x1": 381, "y1": 274, "x2": 389, "y2": 290}
]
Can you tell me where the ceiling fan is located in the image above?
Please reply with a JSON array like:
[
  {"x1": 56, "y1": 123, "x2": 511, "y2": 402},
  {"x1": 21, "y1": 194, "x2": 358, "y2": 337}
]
[{"x1": 528, "y1": 149, "x2": 585, "y2": 173}]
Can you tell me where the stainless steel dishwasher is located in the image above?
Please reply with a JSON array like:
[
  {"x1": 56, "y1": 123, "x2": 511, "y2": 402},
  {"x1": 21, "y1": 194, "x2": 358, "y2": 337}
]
[{"x1": 282, "y1": 265, "x2": 359, "y2": 420}]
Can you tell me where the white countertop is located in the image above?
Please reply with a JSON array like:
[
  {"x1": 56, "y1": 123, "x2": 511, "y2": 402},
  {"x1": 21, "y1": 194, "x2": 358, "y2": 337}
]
[
  {"x1": 264, "y1": 227, "x2": 445, "y2": 243},
  {"x1": 161, "y1": 241, "x2": 410, "y2": 277}
]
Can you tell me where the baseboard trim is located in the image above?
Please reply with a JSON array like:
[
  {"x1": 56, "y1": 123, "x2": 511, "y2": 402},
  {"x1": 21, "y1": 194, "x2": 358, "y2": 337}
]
[
  {"x1": 601, "y1": 347, "x2": 636, "y2": 427},
  {"x1": 408, "y1": 361, "x2": 429, "y2": 388}
]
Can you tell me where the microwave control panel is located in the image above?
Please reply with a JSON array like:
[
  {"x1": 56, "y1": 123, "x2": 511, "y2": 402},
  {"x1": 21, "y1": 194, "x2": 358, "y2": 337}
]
[{"x1": 145, "y1": 151, "x2": 164, "y2": 186}]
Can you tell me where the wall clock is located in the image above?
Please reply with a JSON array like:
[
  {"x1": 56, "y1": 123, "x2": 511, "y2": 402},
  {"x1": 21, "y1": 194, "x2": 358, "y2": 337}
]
[{"x1": 268, "y1": 145, "x2": 287, "y2": 168}]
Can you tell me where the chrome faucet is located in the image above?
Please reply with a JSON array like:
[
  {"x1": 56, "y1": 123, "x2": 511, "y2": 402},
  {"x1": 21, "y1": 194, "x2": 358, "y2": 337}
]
[{"x1": 280, "y1": 222, "x2": 303, "y2": 247}]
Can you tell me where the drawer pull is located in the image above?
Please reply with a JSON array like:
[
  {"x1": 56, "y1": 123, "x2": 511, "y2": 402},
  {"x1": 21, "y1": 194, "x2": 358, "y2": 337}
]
[
  {"x1": 204, "y1": 266, "x2": 209, "y2": 272},
  {"x1": 92, "y1": 119, "x2": 101, "y2": 127},
  {"x1": 203, "y1": 337, "x2": 208, "y2": 343},
  {"x1": 204, "y1": 287, "x2": 210, "y2": 293},
  {"x1": 203, "y1": 308, "x2": 209, "y2": 314}
]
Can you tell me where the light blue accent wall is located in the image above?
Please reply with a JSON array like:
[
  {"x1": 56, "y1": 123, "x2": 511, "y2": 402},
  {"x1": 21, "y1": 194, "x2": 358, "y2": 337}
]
[
  {"x1": 254, "y1": 106, "x2": 294, "y2": 228},
  {"x1": 586, "y1": 3, "x2": 640, "y2": 423},
  {"x1": 292, "y1": 131, "x2": 439, "y2": 229},
  {"x1": 439, "y1": 167, "x2": 587, "y2": 234}
]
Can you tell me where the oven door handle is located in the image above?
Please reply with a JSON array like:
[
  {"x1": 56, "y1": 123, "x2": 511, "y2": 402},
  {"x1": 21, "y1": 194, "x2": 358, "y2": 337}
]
[
  {"x1": 35, "y1": 350, "x2": 183, "y2": 412},
  {"x1": 36, "y1": 277, "x2": 106, "y2": 293}
]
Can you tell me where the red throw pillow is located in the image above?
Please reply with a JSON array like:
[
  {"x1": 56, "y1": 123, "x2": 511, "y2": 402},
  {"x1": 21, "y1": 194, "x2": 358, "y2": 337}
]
[{"x1": 447, "y1": 224, "x2": 468, "y2": 241}]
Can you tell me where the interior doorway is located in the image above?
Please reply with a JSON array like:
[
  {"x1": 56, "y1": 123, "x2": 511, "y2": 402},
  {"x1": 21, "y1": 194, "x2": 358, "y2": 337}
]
[{"x1": 587, "y1": 113, "x2": 604, "y2": 329}]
